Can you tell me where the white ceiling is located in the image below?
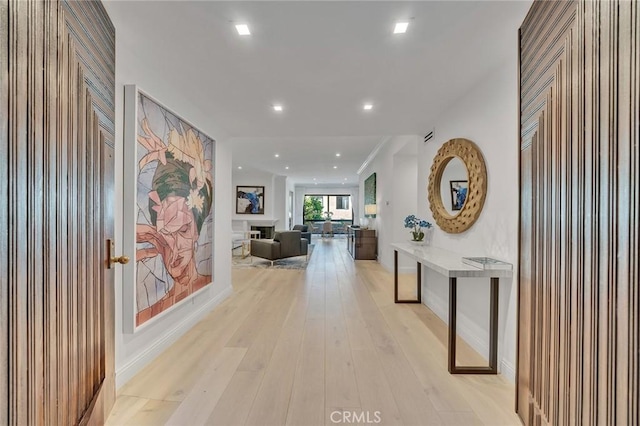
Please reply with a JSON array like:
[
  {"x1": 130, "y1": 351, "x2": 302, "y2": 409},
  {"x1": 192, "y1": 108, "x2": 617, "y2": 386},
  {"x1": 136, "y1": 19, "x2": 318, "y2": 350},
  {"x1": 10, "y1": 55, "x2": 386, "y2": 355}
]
[
  {"x1": 231, "y1": 135, "x2": 387, "y2": 186},
  {"x1": 104, "y1": 1, "x2": 531, "y2": 186}
]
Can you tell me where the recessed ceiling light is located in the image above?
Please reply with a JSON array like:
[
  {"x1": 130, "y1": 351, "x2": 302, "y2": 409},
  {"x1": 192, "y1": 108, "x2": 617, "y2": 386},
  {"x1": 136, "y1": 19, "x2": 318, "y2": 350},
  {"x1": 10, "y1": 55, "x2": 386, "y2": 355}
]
[
  {"x1": 342, "y1": 182, "x2": 345, "y2": 185},
  {"x1": 344, "y1": 178, "x2": 347, "y2": 180},
  {"x1": 273, "y1": 105, "x2": 283, "y2": 112},
  {"x1": 274, "y1": 153, "x2": 280, "y2": 158},
  {"x1": 285, "y1": 166, "x2": 289, "y2": 170},
  {"x1": 333, "y1": 166, "x2": 338, "y2": 169},
  {"x1": 313, "y1": 178, "x2": 316, "y2": 181},
  {"x1": 235, "y1": 24, "x2": 251, "y2": 36},
  {"x1": 394, "y1": 22, "x2": 409, "y2": 34},
  {"x1": 237, "y1": 166, "x2": 242, "y2": 170},
  {"x1": 363, "y1": 103, "x2": 373, "y2": 110},
  {"x1": 336, "y1": 153, "x2": 341, "y2": 157}
]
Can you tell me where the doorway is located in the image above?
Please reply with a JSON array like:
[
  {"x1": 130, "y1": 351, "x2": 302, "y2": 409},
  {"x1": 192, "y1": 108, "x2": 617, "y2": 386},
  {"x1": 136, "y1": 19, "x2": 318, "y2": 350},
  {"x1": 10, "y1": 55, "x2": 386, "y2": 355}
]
[{"x1": 289, "y1": 190, "x2": 294, "y2": 230}]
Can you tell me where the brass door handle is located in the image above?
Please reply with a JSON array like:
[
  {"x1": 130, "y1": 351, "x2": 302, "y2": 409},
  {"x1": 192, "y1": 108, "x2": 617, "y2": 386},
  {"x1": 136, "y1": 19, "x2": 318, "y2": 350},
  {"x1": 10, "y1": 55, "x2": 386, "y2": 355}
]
[
  {"x1": 107, "y1": 238, "x2": 130, "y2": 269},
  {"x1": 111, "y1": 255, "x2": 130, "y2": 265}
]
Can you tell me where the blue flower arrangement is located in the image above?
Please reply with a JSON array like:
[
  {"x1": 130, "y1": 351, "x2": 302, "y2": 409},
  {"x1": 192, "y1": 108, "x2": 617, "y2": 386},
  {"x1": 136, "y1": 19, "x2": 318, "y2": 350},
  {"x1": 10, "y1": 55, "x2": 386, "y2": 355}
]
[{"x1": 404, "y1": 215, "x2": 432, "y2": 241}]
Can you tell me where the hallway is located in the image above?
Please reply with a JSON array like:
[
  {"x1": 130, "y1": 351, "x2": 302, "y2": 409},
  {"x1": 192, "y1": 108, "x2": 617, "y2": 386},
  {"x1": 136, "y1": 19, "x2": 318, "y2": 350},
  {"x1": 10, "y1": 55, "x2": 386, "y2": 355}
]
[{"x1": 107, "y1": 237, "x2": 519, "y2": 425}]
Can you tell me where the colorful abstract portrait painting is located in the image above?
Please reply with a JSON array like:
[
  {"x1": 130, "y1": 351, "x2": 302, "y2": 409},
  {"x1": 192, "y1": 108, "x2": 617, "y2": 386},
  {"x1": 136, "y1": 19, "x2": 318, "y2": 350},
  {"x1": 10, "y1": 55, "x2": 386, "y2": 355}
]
[
  {"x1": 236, "y1": 186, "x2": 265, "y2": 214},
  {"x1": 133, "y1": 91, "x2": 215, "y2": 327}
]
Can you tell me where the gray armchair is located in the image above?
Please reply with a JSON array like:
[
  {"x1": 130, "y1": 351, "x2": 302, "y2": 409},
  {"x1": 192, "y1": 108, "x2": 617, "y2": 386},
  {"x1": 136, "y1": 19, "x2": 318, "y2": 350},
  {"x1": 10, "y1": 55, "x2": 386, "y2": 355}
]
[
  {"x1": 292, "y1": 224, "x2": 311, "y2": 242},
  {"x1": 250, "y1": 230, "x2": 309, "y2": 265}
]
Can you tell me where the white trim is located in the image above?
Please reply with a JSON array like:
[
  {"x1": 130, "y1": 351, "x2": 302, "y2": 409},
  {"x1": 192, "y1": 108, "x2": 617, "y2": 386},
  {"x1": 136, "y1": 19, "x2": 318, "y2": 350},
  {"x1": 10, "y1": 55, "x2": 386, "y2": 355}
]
[
  {"x1": 115, "y1": 284, "x2": 232, "y2": 389},
  {"x1": 122, "y1": 84, "x2": 137, "y2": 334},
  {"x1": 379, "y1": 258, "x2": 415, "y2": 276},
  {"x1": 422, "y1": 287, "x2": 491, "y2": 359},
  {"x1": 379, "y1": 258, "x2": 393, "y2": 273},
  {"x1": 387, "y1": 260, "x2": 515, "y2": 380},
  {"x1": 357, "y1": 137, "x2": 390, "y2": 175},
  {"x1": 500, "y1": 359, "x2": 516, "y2": 383},
  {"x1": 397, "y1": 266, "x2": 415, "y2": 274}
]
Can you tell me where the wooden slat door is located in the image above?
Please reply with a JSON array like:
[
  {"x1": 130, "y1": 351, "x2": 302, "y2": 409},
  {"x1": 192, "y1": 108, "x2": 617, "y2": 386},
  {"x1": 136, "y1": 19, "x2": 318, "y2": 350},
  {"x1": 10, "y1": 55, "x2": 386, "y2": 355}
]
[
  {"x1": 0, "y1": 0, "x2": 117, "y2": 424},
  {"x1": 0, "y1": 0, "x2": 8, "y2": 424},
  {"x1": 518, "y1": 1, "x2": 640, "y2": 425}
]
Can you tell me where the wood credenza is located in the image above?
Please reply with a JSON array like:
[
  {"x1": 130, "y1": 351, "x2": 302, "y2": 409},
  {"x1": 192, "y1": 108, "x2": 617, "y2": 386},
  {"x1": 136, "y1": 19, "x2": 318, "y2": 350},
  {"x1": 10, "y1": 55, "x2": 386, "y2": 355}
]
[{"x1": 347, "y1": 226, "x2": 377, "y2": 260}]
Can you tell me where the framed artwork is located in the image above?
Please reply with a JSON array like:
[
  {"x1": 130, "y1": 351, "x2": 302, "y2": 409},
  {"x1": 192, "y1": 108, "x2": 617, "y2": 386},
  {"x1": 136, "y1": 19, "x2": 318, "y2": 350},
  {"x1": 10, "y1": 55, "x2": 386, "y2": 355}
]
[
  {"x1": 450, "y1": 180, "x2": 468, "y2": 211},
  {"x1": 123, "y1": 85, "x2": 215, "y2": 332},
  {"x1": 364, "y1": 172, "x2": 377, "y2": 217},
  {"x1": 236, "y1": 186, "x2": 265, "y2": 214}
]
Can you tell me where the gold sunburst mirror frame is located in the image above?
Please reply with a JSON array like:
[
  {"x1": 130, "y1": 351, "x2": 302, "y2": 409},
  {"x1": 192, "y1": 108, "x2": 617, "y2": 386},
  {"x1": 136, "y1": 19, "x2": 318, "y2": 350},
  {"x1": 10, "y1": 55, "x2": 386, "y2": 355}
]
[{"x1": 427, "y1": 138, "x2": 487, "y2": 234}]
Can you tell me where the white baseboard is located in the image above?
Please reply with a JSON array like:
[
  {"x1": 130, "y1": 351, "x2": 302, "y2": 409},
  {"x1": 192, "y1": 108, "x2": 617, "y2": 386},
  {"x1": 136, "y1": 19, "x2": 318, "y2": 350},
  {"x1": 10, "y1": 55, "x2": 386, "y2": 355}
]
[
  {"x1": 422, "y1": 287, "x2": 517, "y2": 377},
  {"x1": 115, "y1": 284, "x2": 233, "y2": 389},
  {"x1": 378, "y1": 266, "x2": 517, "y2": 382},
  {"x1": 379, "y1": 260, "x2": 414, "y2": 275},
  {"x1": 380, "y1": 258, "x2": 393, "y2": 273},
  {"x1": 422, "y1": 288, "x2": 490, "y2": 355}
]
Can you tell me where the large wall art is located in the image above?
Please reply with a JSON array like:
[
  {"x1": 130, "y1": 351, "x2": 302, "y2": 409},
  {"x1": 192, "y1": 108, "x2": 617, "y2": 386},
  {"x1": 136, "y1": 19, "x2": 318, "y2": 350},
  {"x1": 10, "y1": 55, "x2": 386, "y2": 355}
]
[
  {"x1": 364, "y1": 173, "x2": 377, "y2": 217},
  {"x1": 124, "y1": 86, "x2": 215, "y2": 331},
  {"x1": 236, "y1": 186, "x2": 265, "y2": 214}
]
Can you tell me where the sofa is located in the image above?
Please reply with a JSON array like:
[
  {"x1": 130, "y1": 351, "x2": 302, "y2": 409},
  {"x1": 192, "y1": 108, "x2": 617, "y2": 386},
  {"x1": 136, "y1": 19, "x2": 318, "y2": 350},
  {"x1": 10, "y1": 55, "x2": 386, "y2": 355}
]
[
  {"x1": 292, "y1": 224, "x2": 311, "y2": 242},
  {"x1": 250, "y1": 230, "x2": 309, "y2": 265}
]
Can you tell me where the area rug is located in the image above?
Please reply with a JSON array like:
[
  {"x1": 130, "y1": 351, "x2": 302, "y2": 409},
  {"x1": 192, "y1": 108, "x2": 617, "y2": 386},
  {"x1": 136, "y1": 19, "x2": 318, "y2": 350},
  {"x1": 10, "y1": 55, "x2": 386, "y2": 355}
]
[{"x1": 233, "y1": 244, "x2": 314, "y2": 269}]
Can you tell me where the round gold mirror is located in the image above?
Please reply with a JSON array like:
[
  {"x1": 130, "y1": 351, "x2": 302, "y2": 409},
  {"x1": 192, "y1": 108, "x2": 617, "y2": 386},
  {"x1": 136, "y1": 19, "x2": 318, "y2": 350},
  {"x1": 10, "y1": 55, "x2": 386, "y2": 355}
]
[{"x1": 427, "y1": 138, "x2": 487, "y2": 233}]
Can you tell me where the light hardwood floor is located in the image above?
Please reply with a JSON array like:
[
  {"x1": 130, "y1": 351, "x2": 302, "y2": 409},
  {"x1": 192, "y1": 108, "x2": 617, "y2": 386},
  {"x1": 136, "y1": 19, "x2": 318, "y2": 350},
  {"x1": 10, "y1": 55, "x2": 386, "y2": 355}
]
[{"x1": 107, "y1": 236, "x2": 521, "y2": 426}]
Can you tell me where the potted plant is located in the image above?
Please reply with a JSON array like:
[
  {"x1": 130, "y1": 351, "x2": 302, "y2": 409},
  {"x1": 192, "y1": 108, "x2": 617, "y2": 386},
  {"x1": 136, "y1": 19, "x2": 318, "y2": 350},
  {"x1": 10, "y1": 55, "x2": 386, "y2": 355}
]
[{"x1": 404, "y1": 215, "x2": 433, "y2": 243}]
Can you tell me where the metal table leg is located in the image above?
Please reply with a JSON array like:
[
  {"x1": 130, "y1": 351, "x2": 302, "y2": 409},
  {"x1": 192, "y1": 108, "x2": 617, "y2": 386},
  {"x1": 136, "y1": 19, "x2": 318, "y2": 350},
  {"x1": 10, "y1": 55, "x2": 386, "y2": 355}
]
[
  {"x1": 394, "y1": 250, "x2": 422, "y2": 304},
  {"x1": 448, "y1": 276, "x2": 499, "y2": 374}
]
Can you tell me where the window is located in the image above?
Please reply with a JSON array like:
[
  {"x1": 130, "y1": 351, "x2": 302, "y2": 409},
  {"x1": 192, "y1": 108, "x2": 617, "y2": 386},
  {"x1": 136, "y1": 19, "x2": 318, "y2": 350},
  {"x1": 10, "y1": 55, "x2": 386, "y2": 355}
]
[
  {"x1": 303, "y1": 196, "x2": 325, "y2": 220},
  {"x1": 303, "y1": 194, "x2": 353, "y2": 221},
  {"x1": 336, "y1": 196, "x2": 350, "y2": 210}
]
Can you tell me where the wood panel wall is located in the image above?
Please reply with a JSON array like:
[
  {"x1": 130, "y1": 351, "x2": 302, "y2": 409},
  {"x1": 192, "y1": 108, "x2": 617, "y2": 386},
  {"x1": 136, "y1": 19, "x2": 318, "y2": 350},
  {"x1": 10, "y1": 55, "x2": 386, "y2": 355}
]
[
  {"x1": 518, "y1": 1, "x2": 639, "y2": 425},
  {"x1": 0, "y1": 1, "x2": 115, "y2": 424}
]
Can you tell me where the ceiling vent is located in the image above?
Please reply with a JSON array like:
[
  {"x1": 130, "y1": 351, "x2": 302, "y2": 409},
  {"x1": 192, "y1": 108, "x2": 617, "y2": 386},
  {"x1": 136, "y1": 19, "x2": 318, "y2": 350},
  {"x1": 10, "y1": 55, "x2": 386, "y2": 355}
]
[{"x1": 424, "y1": 129, "x2": 435, "y2": 143}]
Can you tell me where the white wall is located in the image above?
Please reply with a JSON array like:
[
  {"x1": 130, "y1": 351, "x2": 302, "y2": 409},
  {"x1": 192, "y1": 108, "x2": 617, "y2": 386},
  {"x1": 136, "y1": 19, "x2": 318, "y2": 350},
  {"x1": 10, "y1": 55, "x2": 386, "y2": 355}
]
[
  {"x1": 286, "y1": 178, "x2": 296, "y2": 230},
  {"x1": 358, "y1": 135, "x2": 420, "y2": 272},
  {"x1": 273, "y1": 175, "x2": 288, "y2": 230},
  {"x1": 232, "y1": 169, "x2": 274, "y2": 219},
  {"x1": 113, "y1": 28, "x2": 233, "y2": 388},
  {"x1": 417, "y1": 56, "x2": 519, "y2": 382},
  {"x1": 358, "y1": 56, "x2": 519, "y2": 383},
  {"x1": 392, "y1": 154, "x2": 418, "y2": 271},
  {"x1": 231, "y1": 169, "x2": 291, "y2": 232}
]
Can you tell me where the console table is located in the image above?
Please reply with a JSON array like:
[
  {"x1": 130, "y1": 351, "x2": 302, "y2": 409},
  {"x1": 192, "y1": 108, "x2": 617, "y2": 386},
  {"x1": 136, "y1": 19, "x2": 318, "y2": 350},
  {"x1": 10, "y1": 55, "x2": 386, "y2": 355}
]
[
  {"x1": 347, "y1": 226, "x2": 377, "y2": 260},
  {"x1": 232, "y1": 230, "x2": 261, "y2": 258},
  {"x1": 391, "y1": 243, "x2": 512, "y2": 375}
]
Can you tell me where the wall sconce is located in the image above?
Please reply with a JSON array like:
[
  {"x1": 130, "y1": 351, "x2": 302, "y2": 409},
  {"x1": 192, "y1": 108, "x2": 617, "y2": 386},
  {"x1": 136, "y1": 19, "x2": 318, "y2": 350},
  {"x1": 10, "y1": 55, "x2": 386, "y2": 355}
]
[{"x1": 364, "y1": 204, "x2": 377, "y2": 218}]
